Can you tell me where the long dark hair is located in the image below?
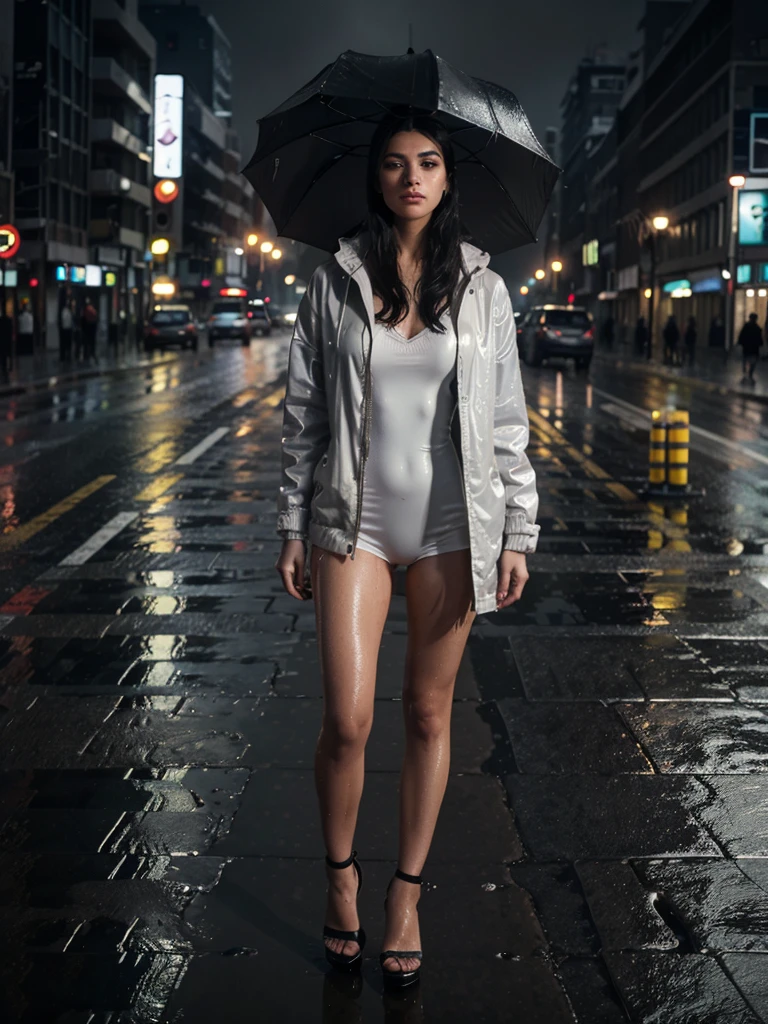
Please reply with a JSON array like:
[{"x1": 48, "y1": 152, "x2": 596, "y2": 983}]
[{"x1": 362, "y1": 112, "x2": 468, "y2": 334}]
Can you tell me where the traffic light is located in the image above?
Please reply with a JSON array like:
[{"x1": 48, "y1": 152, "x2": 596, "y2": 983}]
[{"x1": 152, "y1": 178, "x2": 182, "y2": 248}]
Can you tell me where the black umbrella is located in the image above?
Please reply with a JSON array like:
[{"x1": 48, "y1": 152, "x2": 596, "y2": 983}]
[{"x1": 242, "y1": 49, "x2": 561, "y2": 256}]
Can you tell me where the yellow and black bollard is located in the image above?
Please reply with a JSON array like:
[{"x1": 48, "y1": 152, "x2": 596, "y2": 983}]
[
  {"x1": 666, "y1": 410, "x2": 689, "y2": 491},
  {"x1": 648, "y1": 410, "x2": 667, "y2": 489},
  {"x1": 646, "y1": 408, "x2": 697, "y2": 498}
]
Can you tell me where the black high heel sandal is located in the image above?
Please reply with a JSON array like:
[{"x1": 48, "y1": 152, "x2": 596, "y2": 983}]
[
  {"x1": 380, "y1": 867, "x2": 424, "y2": 989},
  {"x1": 323, "y1": 850, "x2": 366, "y2": 972}
]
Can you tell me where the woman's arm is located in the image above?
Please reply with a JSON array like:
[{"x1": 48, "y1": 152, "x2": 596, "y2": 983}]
[
  {"x1": 276, "y1": 270, "x2": 331, "y2": 541},
  {"x1": 492, "y1": 281, "x2": 540, "y2": 553}
]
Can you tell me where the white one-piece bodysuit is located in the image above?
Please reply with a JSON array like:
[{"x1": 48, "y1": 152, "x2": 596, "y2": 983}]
[{"x1": 354, "y1": 311, "x2": 471, "y2": 566}]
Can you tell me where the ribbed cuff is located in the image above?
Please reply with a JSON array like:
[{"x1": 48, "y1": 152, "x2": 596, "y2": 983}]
[
  {"x1": 279, "y1": 530, "x2": 307, "y2": 542},
  {"x1": 502, "y1": 532, "x2": 537, "y2": 554}
]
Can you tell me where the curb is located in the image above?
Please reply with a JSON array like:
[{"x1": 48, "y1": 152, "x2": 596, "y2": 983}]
[
  {"x1": 0, "y1": 350, "x2": 186, "y2": 399},
  {"x1": 592, "y1": 352, "x2": 768, "y2": 407}
]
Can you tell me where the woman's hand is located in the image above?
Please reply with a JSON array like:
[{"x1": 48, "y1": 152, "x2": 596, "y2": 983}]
[
  {"x1": 276, "y1": 539, "x2": 310, "y2": 600},
  {"x1": 496, "y1": 550, "x2": 529, "y2": 610}
]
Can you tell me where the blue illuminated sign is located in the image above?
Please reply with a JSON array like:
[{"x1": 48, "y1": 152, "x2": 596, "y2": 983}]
[
  {"x1": 55, "y1": 265, "x2": 67, "y2": 282},
  {"x1": 692, "y1": 276, "x2": 722, "y2": 294},
  {"x1": 662, "y1": 279, "x2": 690, "y2": 293},
  {"x1": 737, "y1": 264, "x2": 752, "y2": 284}
]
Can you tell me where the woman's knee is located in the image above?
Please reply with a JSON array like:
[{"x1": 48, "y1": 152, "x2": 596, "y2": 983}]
[
  {"x1": 319, "y1": 710, "x2": 373, "y2": 757},
  {"x1": 403, "y1": 691, "x2": 452, "y2": 743}
]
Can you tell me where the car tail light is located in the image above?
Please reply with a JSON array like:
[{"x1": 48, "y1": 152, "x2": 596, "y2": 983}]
[
  {"x1": 545, "y1": 328, "x2": 562, "y2": 339},
  {"x1": 583, "y1": 327, "x2": 594, "y2": 340},
  {"x1": 185, "y1": 323, "x2": 195, "y2": 333},
  {"x1": 247, "y1": 311, "x2": 254, "y2": 319},
  {"x1": 148, "y1": 326, "x2": 159, "y2": 337}
]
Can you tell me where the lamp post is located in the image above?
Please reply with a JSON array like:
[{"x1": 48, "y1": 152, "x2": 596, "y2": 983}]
[
  {"x1": 725, "y1": 174, "x2": 746, "y2": 352},
  {"x1": 550, "y1": 259, "x2": 563, "y2": 302},
  {"x1": 644, "y1": 215, "x2": 669, "y2": 361}
]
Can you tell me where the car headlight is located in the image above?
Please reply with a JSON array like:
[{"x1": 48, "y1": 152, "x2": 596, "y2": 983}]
[{"x1": 285, "y1": 312, "x2": 297, "y2": 324}]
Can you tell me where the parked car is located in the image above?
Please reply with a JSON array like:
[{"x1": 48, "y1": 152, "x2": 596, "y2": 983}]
[
  {"x1": 246, "y1": 299, "x2": 272, "y2": 337},
  {"x1": 519, "y1": 305, "x2": 594, "y2": 370},
  {"x1": 144, "y1": 305, "x2": 198, "y2": 352},
  {"x1": 208, "y1": 299, "x2": 251, "y2": 346}
]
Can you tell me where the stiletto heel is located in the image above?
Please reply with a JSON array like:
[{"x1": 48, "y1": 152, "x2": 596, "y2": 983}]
[
  {"x1": 323, "y1": 850, "x2": 366, "y2": 972},
  {"x1": 380, "y1": 867, "x2": 423, "y2": 989}
]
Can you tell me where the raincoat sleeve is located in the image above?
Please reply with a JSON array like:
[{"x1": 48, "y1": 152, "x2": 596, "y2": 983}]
[
  {"x1": 493, "y1": 281, "x2": 540, "y2": 554},
  {"x1": 276, "y1": 270, "x2": 330, "y2": 541}
]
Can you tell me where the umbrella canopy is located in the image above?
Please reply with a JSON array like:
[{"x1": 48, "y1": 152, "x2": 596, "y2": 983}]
[{"x1": 243, "y1": 49, "x2": 561, "y2": 256}]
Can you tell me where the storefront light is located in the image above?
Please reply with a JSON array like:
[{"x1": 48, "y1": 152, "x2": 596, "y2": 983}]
[
  {"x1": 746, "y1": 289, "x2": 756, "y2": 298},
  {"x1": 759, "y1": 289, "x2": 767, "y2": 298}
]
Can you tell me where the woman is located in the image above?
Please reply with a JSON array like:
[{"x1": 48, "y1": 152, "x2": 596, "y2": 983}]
[{"x1": 275, "y1": 113, "x2": 539, "y2": 987}]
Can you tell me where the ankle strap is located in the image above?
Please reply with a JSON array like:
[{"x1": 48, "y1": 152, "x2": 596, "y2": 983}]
[
  {"x1": 326, "y1": 850, "x2": 357, "y2": 870},
  {"x1": 394, "y1": 867, "x2": 422, "y2": 885}
]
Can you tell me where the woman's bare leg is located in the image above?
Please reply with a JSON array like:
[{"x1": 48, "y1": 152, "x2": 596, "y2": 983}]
[
  {"x1": 311, "y1": 544, "x2": 394, "y2": 956},
  {"x1": 382, "y1": 548, "x2": 475, "y2": 973}
]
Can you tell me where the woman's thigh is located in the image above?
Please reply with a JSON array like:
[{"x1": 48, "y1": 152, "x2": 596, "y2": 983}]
[
  {"x1": 310, "y1": 545, "x2": 395, "y2": 722},
  {"x1": 403, "y1": 548, "x2": 476, "y2": 702}
]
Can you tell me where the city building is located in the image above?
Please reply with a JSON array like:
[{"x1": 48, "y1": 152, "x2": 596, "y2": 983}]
[
  {"x1": 12, "y1": 0, "x2": 93, "y2": 352},
  {"x1": 557, "y1": 50, "x2": 627, "y2": 307},
  {"x1": 0, "y1": 0, "x2": 15, "y2": 315},
  {"x1": 89, "y1": 0, "x2": 156, "y2": 342}
]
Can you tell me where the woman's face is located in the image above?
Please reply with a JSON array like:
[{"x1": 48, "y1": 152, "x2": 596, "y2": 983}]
[{"x1": 377, "y1": 130, "x2": 449, "y2": 224}]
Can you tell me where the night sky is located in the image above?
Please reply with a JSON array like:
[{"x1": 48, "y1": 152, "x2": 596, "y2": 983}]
[{"x1": 191, "y1": 0, "x2": 647, "y2": 283}]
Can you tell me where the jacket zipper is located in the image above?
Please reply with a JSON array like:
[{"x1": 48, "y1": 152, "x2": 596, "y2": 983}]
[{"x1": 350, "y1": 321, "x2": 372, "y2": 560}]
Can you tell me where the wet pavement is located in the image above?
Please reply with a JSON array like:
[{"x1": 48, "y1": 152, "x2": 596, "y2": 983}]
[{"x1": 0, "y1": 338, "x2": 767, "y2": 1022}]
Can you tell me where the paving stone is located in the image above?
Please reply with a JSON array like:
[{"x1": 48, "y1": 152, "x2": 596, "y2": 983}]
[
  {"x1": 509, "y1": 636, "x2": 645, "y2": 702},
  {"x1": 0, "y1": 696, "x2": 120, "y2": 769},
  {"x1": 214, "y1": 768, "x2": 523, "y2": 863},
  {"x1": 720, "y1": 952, "x2": 768, "y2": 1023},
  {"x1": 505, "y1": 863, "x2": 600, "y2": 957},
  {"x1": 556, "y1": 956, "x2": 632, "y2": 1023},
  {"x1": 496, "y1": 698, "x2": 652, "y2": 773},
  {"x1": 695, "y1": 776, "x2": 768, "y2": 856},
  {"x1": 0, "y1": 951, "x2": 186, "y2": 1021},
  {"x1": 632, "y1": 859, "x2": 768, "y2": 953},
  {"x1": 603, "y1": 950, "x2": 762, "y2": 1023},
  {"x1": 574, "y1": 861, "x2": 677, "y2": 953},
  {"x1": 504, "y1": 774, "x2": 720, "y2": 862},
  {"x1": 618, "y1": 703, "x2": 768, "y2": 773},
  {"x1": 0, "y1": 810, "x2": 126, "y2": 854}
]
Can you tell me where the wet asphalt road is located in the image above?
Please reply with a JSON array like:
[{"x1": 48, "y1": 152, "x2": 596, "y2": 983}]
[{"x1": 1, "y1": 335, "x2": 767, "y2": 1023}]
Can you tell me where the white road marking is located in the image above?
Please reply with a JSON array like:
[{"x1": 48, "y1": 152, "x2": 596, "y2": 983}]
[
  {"x1": 59, "y1": 511, "x2": 138, "y2": 566},
  {"x1": 174, "y1": 427, "x2": 230, "y2": 466},
  {"x1": 594, "y1": 387, "x2": 768, "y2": 468}
]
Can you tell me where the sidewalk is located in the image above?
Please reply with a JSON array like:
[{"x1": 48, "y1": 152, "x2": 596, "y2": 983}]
[
  {"x1": 0, "y1": 342, "x2": 182, "y2": 398},
  {"x1": 593, "y1": 339, "x2": 768, "y2": 405}
]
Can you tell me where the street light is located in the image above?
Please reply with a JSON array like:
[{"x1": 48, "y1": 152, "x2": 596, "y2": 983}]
[
  {"x1": 642, "y1": 213, "x2": 670, "y2": 361},
  {"x1": 247, "y1": 233, "x2": 259, "y2": 247},
  {"x1": 550, "y1": 259, "x2": 563, "y2": 301},
  {"x1": 260, "y1": 241, "x2": 274, "y2": 253},
  {"x1": 285, "y1": 274, "x2": 296, "y2": 285},
  {"x1": 235, "y1": 247, "x2": 244, "y2": 256},
  {"x1": 725, "y1": 174, "x2": 747, "y2": 351},
  {"x1": 520, "y1": 285, "x2": 529, "y2": 295},
  {"x1": 534, "y1": 269, "x2": 546, "y2": 281},
  {"x1": 271, "y1": 248, "x2": 282, "y2": 260}
]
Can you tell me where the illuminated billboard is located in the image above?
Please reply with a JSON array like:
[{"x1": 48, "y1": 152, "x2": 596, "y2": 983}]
[
  {"x1": 739, "y1": 191, "x2": 768, "y2": 246},
  {"x1": 153, "y1": 74, "x2": 184, "y2": 179},
  {"x1": 751, "y1": 113, "x2": 768, "y2": 174}
]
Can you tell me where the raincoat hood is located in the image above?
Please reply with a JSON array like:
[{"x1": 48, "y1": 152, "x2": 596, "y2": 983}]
[{"x1": 333, "y1": 231, "x2": 492, "y2": 279}]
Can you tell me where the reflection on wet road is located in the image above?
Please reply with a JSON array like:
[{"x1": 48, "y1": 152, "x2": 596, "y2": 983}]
[{"x1": 1, "y1": 345, "x2": 767, "y2": 1022}]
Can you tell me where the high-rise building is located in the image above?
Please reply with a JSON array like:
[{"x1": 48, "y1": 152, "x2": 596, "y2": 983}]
[
  {"x1": 12, "y1": 0, "x2": 93, "y2": 352},
  {"x1": 139, "y1": 3, "x2": 232, "y2": 119},
  {"x1": 89, "y1": 0, "x2": 156, "y2": 341}
]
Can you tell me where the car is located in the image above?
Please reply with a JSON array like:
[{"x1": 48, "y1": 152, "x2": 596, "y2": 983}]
[
  {"x1": 144, "y1": 305, "x2": 198, "y2": 352},
  {"x1": 246, "y1": 299, "x2": 272, "y2": 337},
  {"x1": 520, "y1": 305, "x2": 594, "y2": 369},
  {"x1": 208, "y1": 298, "x2": 252, "y2": 346}
]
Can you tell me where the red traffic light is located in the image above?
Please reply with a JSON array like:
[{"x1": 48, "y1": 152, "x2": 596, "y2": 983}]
[
  {"x1": 201, "y1": 278, "x2": 211, "y2": 288},
  {"x1": 154, "y1": 179, "x2": 180, "y2": 204},
  {"x1": 567, "y1": 292, "x2": 576, "y2": 304},
  {"x1": 29, "y1": 277, "x2": 39, "y2": 288}
]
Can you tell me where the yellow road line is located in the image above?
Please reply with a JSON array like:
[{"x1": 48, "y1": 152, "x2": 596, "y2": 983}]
[
  {"x1": 135, "y1": 474, "x2": 184, "y2": 502},
  {"x1": 0, "y1": 475, "x2": 116, "y2": 550}
]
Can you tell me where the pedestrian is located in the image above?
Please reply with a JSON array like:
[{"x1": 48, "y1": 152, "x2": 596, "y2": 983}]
[
  {"x1": 17, "y1": 300, "x2": 34, "y2": 356},
  {"x1": 663, "y1": 314, "x2": 680, "y2": 365},
  {"x1": 684, "y1": 315, "x2": 697, "y2": 367},
  {"x1": 737, "y1": 313, "x2": 764, "y2": 384},
  {"x1": 0, "y1": 306, "x2": 12, "y2": 378},
  {"x1": 81, "y1": 297, "x2": 98, "y2": 362},
  {"x1": 59, "y1": 300, "x2": 74, "y2": 361},
  {"x1": 708, "y1": 315, "x2": 725, "y2": 348},
  {"x1": 275, "y1": 113, "x2": 538, "y2": 988},
  {"x1": 634, "y1": 316, "x2": 648, "y2": 357},
  {"x1": 602, "y1": 315, "x2": 615, "y2": 350}
]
